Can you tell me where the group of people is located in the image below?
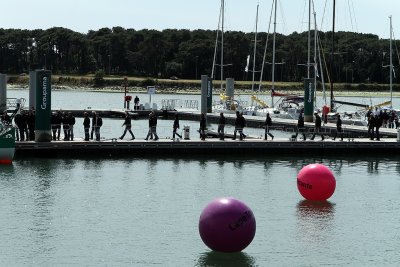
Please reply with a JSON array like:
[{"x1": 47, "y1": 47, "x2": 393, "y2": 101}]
[
  {"x1": 295, "y1": 112, "x2": 342, "y2": 141},
  {"x1": 83, "y1": 111, "x2": 103, "y2": 141},
  {"x1": 1, "y1": 108, "x2": 35, "y2": 141},
  {"x1": 200, "y1": 111, "x2": 250, "y2": 141},
  {"x1": 365, "y1": 108, "x2": 397, "y2": 141},
  {"x1": 51, "y1": 111, "x2": 77, "y2": 141},
  {"x1": 367, "y1": 108, "x2": 399, "y2": 129},
  {"x1": 7, "y1": 107, "x2": 397, "y2": 142}
]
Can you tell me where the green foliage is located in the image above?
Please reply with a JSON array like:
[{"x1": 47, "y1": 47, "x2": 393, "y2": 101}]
[
  {"x1": 0, "y1": 27, "x2": 397, "y2": 88},
  {"x1": 93, "y1": 70, "x2": 105, "y2": 87},
  {"x1": 165, "y1": 61, "x2": 182, "y2": 77},
  {"x1": 139, "y1": 78, "x2": 155, "y2": 87}
]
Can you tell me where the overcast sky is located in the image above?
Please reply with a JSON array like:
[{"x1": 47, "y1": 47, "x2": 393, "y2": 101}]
[{"x1": 1, "y1": 0, "x2": 399, "y2": 39}]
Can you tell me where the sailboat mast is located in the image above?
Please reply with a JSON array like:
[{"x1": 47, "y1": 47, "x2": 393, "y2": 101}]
[
  {"x1": 313, "y1": 10, "x2": 318, "y2": 110},
  {"x1": 221, "y1": 0, "x2": 224, "y2": 91},
  {"x1": 389, "y1": 15, "x2": 393, "y2": 108},
  {"x1": 307, "y1": 0, "x2": 311, "y2": 79},
  {"x1": 251, "y1": 3, "x2": 259, "y2": 91},
  {"x1": 329, "y1": 0, "x2": 336, "y2": 111},
  {"x1": 211, "y1": 0, "x2": 223, "y2": 79},
  {"x1": 258, "y1": 0, "x2": 274, "y2": 92},
  {"x1": 271, "y1": 0, "x2": 277, "y2": 107}
]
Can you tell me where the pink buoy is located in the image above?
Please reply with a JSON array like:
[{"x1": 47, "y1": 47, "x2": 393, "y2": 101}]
[
  {"x1": 198, "y1": 197, "x2": 256, "y2": 253},
  {"x1": 297, "y1": 163, "x2": 336, "y2": 201}
]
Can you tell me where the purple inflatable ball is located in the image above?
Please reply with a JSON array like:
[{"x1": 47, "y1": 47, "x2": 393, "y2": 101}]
[{"x1": 198, "y1": 197, "x2": 256, "y2": 253}]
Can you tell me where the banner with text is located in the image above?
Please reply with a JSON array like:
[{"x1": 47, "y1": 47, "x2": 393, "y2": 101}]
[
  {"x1": 35, "y1": 70, "x2": 52, "y2": 131},
  {"x1": 303, "y1": 78, "x2": 314, "y2": 122}
]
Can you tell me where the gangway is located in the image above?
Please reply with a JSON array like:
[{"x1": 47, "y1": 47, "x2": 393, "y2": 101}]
[
  {"x1": 6, "y1": 98, "x2": 26, "y2": 120},
  {"x1": 7, "y1": 98, "x2": 26, "y2": 110},
  {"x1": 250, "y1": 95, "x2": 269, "y2": 108}
]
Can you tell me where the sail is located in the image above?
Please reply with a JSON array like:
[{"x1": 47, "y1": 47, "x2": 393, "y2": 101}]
[{"x1": 244, "y1": 55, "x2": 250, "y2": 72}]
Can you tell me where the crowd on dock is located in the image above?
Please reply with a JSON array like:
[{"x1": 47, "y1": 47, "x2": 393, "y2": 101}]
[
  {"x1": 366, "y1": 108, "x2": 399, "y2": 141},
  {"x1": 1, "y1": 107, "x2": 398, "y2": 142}
]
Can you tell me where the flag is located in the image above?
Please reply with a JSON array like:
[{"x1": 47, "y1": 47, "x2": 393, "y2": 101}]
[
  {"x1": 244, "y1": 55, "x2": 250, "y2": 72},
  {"x1": 314, "y1": 62, "x2": 319, "y2": 78}
]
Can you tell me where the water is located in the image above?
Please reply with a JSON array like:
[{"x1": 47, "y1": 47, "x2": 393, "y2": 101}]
[
  {"x1": 2, "y1": 89, "x2": 400, "y2": 265},
  {"x1": 1, "y1": 156, "x2": 400, "y2": 266},
  {"x1": 7, "y1": 88, "x2": 400, "y2": 112}
]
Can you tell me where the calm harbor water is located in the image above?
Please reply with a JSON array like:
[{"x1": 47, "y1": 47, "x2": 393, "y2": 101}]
[
  {"x1": 2, "y1": 89, "x2": 400, "y2": 266},
  {"x1": 1, "y1": 156, "x2": 400, "y2": 266}
]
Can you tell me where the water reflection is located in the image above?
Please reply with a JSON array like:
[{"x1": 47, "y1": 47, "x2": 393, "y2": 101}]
[
  {"x1": 0, "y1": 163, "x2": 15, "y2": 181},
  {"x1": 196, "y1": 251, "x2": 256, "y2": 267},
  {"x1": 367, "y1": 160, "x2": 380, "y2": 173},
  {"x1": 327, "y1": 159, "x2": 343, "y2": 175},
  {"x1": 296, "y1": 200, "x2": 335, "y2": 243},
  {"x1": 31, "y1": 160, "x2": 60, "y2": 258},
  {"x1": 233, "y1": 160, "x2": 244, "y2": 170},
  {"x1": 297, "y1": 200, "x2": 335, "y2": 218}
]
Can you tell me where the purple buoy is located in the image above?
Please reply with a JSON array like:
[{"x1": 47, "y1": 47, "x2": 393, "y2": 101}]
[{"x1": 198, "y1": 197, "x2": 256, "y2": 253}]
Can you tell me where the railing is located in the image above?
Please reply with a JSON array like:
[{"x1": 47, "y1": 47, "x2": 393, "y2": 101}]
[
  {"x1": 162, "y1": 99, "x2": 199, "y2": 110},
  {"x1": 7, "y1": 98, "x2": 26, "y2": 109}
]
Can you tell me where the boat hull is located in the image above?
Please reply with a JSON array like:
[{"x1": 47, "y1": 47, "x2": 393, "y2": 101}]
[{"x1": 0, "y1": 127, "x2": 16, "y2": 164}]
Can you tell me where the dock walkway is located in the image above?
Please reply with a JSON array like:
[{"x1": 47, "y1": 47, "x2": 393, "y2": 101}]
[
  {"x1": 53, "y1": 108, "x2": 399, "y2": 138},
  {"x1": 15, "y1": 136, "x2": 400, "y2": 158},
  {"x1": 173, "y1": 110, "x2": 399, "y2": 139}
]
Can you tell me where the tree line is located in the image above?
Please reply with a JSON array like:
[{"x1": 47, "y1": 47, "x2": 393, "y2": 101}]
[{"x1": 0, "y1": 27, "x2": 397, "y2": 85}]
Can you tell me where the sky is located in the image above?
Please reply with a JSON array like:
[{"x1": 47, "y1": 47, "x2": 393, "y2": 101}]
[{"x1": 1, "y1": 0, "x2": 399, "y2": 39}]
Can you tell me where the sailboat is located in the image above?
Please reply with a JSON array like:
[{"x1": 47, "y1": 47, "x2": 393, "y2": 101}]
[
  {"x1": 211, "y1": 0, "x2": 249, "y2": 114},
  {"x1": 253, "y1": 0, "x2": 310, "y2": 120},
  {"x1": 327, "y1": 14, "x2": 399, "y2": 126}
]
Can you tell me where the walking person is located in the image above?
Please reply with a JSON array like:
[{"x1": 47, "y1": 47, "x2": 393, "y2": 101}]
[
  {"x1": 388, "y1": 110, "x2": 395, "y2": 129},
  {"x1": 134, "y1": 95, "x2": 140, "y2": 110},
  {"x1": 172, "y1": 114, "x2": 182, "y2": 139},
  {"x1": 145, "y1": 112, "x2": 153, "y2": 140},
  {"x1": 119, "y1": 112, "x2": 135, "y2": 140},
  {"x1": 90, "y1": 111, "x2": 96, "y2": 140},
  {"x1": 145, "y1": 112, "x2": 159, "y2": 140},
  {"x1": 232, "y1": 111, "x2": 240, "y2": 140},
  {"x1": 83, "y1": 112, "x2": 90, "y2": 141},
  {"x1": 264, "y1": 113, "x2": 274, "y2": 140},
  {"x1": 54, "y1": 110, "x2": 62, "y2": 141},
  {"x1": 367, "y1": 113, "x2": 375, "y2": 140},
  {"x1": 94, "y1": 112, "x2": 103, "y2": 141},
  {"x1": 382, "y1": 109, "x2": 389, "y2": 128},
  {"x1": 14, "y1": 111, "x2": 25, "y2": 141},
  {"x1": 51, "y1": 112, "x2": 57, "y2": 140},
  {"x1": 374, "y1": 114, "x2": 382, "y2": 141},
  {"x1": 310, "y1": 112, "x2": 324, "y2": 141},
  {"x1": 236, "y1": 112, "x2": 246, "y2": 141},
  {"x1": 67, "y1": 112, "x2": 76, "y2": 141},
  {"x1": 294, "y1": 113, "x2": 306, "y2": 140},
  {"x1": 26, "y1": 109, "x2": 35, "y2": 141},
  {"x1": 199, "y1": 113, "x2": 206, "y2": 141},
  {"x1": 62, "y1": 112, "x2": 70, "y2": 141},
  {"x1": 217, "y1": 112, "x2": 226, "y2": 140},
  {"x1": 22, "y1": 110, "x2": 29, "y2": 140},
  {"x1": 332, "y1": 114, "x2": 343, "y2": 141}
]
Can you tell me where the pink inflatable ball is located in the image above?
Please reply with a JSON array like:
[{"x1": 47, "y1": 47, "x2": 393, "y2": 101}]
[
  {"x1": 198, "y1": 197, "x2": 256, "y2": 253},
  {"x1": 297, "y1": 163, "x2": 336, "y2": 201}
]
